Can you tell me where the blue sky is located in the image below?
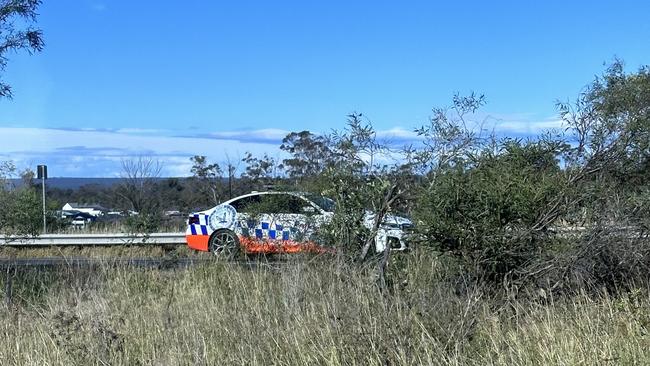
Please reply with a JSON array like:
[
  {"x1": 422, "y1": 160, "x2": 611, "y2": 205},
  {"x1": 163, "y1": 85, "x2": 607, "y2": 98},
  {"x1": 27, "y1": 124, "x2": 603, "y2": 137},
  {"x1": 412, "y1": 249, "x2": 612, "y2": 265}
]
[{"x1": 0, "y1": 0, "x2": 648, "y2": 177}]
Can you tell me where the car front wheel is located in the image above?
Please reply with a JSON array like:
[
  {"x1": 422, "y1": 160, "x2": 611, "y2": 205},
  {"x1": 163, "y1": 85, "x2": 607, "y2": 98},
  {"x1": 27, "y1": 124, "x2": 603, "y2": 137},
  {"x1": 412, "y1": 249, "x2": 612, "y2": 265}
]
[{"x1": 208, "y1": 229, "x2": 240, "y2": 259}]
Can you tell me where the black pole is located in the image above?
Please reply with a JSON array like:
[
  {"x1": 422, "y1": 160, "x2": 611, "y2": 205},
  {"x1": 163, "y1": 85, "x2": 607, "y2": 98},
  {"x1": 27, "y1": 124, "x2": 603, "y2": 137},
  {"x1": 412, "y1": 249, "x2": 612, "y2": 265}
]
[
  {"x1": 228, "y1": 168, "x2": 233, "y2": 199},
  {"x1": 37, "y1": 165, "x2": 48, "y2": 234}
]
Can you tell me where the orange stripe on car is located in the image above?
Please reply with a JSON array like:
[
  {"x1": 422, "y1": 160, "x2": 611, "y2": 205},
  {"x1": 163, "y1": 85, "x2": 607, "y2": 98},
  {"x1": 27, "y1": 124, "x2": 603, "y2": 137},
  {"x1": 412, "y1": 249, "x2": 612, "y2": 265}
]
[
  {"x1": 239, "y1": 236, "x2": 333, "y2": 254},
  {"x1": 186, "y1": 235, "x2": 209, "y2": 251}
]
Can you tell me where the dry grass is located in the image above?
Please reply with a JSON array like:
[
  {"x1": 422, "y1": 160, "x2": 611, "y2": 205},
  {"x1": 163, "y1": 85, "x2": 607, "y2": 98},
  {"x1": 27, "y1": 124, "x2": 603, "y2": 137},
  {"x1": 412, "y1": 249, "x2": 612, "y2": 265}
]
[
  {"x1": 55, "y1": 219, "x2": 186, "y2": 234},
  {"x1": 1, "y1": 251, "x2": 649, "y2": 365},
  {"x1": 0, "y1": 244, "x2": 197, "y2": 259}
]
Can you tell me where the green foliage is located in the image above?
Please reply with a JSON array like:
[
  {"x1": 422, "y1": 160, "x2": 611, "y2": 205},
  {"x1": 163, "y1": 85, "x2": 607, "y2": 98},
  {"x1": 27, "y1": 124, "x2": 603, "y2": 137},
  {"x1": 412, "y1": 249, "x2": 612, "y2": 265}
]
[
  {"x1": 123, "y1": 212, "x2": 162, "y2": 235},
  {"x1": 411, "y1": 61, "x2": 650, "y2": 286},
  {"x1": 319, "y1": 170, "x2": 370, "y2": 254},
  {"x1": 329, "y1": 113, "x2": 386, "y2": 175},
  {"x1": 560, "y1": 60, "x2": 650, "y2": 228},
  {"x1": 190, "y1": 155, "x2": 221, "y2": 179},
  {"x1": 189, "y1": 155, "x2": 223, "y2": 205},
  {"x1": 0, "y1": 160, "x2": 45, "y2": 235},
  {"x1": 242, "y1": 152, "x2": 277, "y2": 179},
  {"x1": 414, "y1": 138, "x2": 568, "y2": 279},
  {"x1": 0, "y1": 0, "x2": 44, "y2": 98},
  {"x1": 559, "y1": 60, "x2": 650, "y2": 177},
  {"x1": 0, "y1": 185, "x2": 43, "y2": 236},
  {"x1": 318, "y1": 115, "x2": 408, "y2": 258},
  {"x1": 280, "y1": 131, "x2": 331, "y2": 180},
  {"x1": 0, "y1": 160, "x2": 15, "y2": 180},
  {"x1": 412, "y1": 92, "x2": 485, "y2": 175},
  {"x1": 241, "y1": 152, "x2": 278, "y2": 191}
]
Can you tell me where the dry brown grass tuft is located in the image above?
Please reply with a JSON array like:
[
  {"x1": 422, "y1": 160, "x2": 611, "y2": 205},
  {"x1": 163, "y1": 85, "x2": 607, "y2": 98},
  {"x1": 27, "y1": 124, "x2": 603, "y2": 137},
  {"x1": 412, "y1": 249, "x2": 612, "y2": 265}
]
[
  {"x1": 1, "y1": 251, "x2": 649, "y2": 365},
  {"x1": 0, "y1": 244, "x2": 196, "y2": 259}
]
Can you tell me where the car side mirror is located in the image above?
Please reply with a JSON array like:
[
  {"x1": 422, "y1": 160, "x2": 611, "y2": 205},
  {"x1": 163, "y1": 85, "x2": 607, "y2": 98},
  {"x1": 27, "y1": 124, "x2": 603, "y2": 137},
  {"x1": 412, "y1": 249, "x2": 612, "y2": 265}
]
[{"x1": 302, "y1": 206, "x2": 316, "y2": 213}]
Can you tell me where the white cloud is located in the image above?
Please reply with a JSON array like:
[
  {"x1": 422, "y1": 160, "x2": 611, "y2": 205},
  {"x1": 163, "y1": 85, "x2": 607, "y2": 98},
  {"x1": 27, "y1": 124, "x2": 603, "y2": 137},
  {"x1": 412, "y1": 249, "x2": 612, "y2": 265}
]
[
  {"x1": 204, "y1": 128, "x2": 291, "y2": 144},
  {"x1": 115, "y1": 128, "x2": 164, "y2": 135},
  {"x1": 0, "y1": 118, "x2": 565, "y2": 178},
  {"x1": 0, "y1": 127, "x2": 285, "y2": 178},
  {"x1": 490, "y1": 118, "x2": 565, "y2": 135},
  {"x1": 376, "y1": 127, "x2": 422, "y2": 146}
]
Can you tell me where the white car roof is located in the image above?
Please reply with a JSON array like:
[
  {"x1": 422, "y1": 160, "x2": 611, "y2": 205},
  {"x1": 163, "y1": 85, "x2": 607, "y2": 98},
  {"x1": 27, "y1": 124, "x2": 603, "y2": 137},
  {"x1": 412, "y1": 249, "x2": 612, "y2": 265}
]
[{"x1": 222, "y1": 191, "x2": 311, "y2": 205}]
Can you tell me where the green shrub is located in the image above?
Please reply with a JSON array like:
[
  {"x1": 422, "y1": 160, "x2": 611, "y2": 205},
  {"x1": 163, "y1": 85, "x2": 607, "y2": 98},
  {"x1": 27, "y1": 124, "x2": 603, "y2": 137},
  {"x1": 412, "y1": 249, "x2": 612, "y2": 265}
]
[
  {"x1": 414, "y1": 138, "x2": 569, "y2": 281},
  {"x1": 123, "y1": 212, "x2": 162, "y2": 235},
  {"x1": 0, "y1": 187, "x2": 43, "y2": 236}
]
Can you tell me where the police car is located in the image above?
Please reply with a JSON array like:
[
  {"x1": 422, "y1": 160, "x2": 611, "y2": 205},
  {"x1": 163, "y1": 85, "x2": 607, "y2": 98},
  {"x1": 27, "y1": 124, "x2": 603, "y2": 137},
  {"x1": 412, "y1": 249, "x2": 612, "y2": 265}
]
[{"x1": 185, "y1": 191, "x2": 412, "y2": 257}]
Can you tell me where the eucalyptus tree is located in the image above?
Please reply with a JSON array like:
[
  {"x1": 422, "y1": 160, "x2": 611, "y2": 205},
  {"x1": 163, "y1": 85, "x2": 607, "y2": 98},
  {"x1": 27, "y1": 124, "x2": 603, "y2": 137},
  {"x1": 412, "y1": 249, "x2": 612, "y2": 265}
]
[{"x1": 0, "y1": 0, "x2": 44, "y2": 98}]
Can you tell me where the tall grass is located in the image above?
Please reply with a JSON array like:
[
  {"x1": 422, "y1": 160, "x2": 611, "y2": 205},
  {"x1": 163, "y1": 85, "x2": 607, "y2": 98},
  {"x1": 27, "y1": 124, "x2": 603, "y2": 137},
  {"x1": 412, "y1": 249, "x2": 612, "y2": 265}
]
[
  {"x1": 54, "y1": 218, "x2": 185, "y2": 234},
  {"x1": 0, "y1": 244, "x2": 196, "y2": 259},
  {"x1": 1, "y1": 251, "x2": 649, "y2": 365}
]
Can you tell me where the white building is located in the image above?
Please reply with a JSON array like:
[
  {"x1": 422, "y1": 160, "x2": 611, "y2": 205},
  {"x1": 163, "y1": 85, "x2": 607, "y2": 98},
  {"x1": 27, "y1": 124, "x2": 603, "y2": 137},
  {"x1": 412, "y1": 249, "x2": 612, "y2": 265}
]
[{"x1": 62, "y1": 203, "x2": 108, "y2": 217}]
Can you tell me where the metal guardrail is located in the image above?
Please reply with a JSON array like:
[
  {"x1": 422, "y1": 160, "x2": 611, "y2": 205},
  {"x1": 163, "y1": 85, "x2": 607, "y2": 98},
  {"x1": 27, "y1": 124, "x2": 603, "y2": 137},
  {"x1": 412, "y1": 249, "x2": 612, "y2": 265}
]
[
  {"x1": 0, "y1": 233, "x2": 186, "y2": 247},
  {"x1": 0, "y1": 227, "x2": 644, "y2": 247}
]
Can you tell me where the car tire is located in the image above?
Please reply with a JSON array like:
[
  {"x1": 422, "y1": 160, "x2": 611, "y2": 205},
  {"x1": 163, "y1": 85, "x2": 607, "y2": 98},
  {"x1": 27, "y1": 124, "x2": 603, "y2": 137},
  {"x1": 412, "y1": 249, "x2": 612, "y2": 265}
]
[{"x1": 208, "y1": 229, "x2": 240, "y2": 259}]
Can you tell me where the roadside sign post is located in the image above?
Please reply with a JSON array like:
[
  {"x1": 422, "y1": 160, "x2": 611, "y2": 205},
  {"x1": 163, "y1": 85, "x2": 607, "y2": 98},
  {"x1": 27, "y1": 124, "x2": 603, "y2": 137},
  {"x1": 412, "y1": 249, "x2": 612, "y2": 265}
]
[{"x1": 37, "y1": 165, "x2": 47, "y2": 234}]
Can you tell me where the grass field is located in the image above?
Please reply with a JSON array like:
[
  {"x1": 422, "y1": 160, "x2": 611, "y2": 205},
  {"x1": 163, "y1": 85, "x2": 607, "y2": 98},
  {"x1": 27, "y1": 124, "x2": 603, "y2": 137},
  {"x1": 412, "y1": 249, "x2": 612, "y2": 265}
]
[
  {"x1": 0, "y1": 243, "x2": 196, "y2": 259},
  {"x1": 1, "y1": 250, "x2": 649, "y2": 365}
]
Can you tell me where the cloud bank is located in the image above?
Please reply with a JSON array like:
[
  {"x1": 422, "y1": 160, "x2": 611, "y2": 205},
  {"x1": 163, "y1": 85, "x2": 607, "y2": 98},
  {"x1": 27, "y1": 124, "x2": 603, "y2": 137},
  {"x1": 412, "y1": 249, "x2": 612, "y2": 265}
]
[
  {"x1": 0, "y1": 127, "x2": 285, "y2": 178},
  {"x1": 0, "y1": 117, "x2": 563, "y2": 177}
]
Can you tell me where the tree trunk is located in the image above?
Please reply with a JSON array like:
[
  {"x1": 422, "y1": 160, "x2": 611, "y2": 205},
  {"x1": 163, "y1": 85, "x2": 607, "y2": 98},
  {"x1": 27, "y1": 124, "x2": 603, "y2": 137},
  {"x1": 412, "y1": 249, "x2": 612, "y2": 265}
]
[{"x1": 358, "y1": 184, "x2": 400, "y2": 261}]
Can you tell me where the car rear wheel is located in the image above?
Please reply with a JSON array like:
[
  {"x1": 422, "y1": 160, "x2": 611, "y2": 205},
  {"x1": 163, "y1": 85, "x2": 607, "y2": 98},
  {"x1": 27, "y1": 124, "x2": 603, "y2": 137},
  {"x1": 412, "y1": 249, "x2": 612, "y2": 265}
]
[{"x1": 208, "y1": 229, "x2": 240, "y2": 259}]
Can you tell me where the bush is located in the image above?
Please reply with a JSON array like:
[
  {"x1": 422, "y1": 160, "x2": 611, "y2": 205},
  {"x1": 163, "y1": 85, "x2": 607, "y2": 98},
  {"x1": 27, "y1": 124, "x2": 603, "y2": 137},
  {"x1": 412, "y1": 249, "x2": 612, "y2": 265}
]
[
  {"x1": 0, "y1": 187, "x2": 44, "y2": 236},
  {"x1": 123, "y1": 212, "x2": 162, "y2": 235},
  {"x1": 414, "y1": 138, "x2": 568, "y2": 281}
]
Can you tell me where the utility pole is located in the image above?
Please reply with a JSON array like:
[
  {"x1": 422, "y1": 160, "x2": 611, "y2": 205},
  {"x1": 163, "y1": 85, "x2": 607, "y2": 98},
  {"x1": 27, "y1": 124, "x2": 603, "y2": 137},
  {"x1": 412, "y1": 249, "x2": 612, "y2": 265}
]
[
  {"x1": 37, "y1": 165, "x2": 47, "y2": 234},
  {"x1": 228, "y1": 166, "x2": 233, "y2": 199}
]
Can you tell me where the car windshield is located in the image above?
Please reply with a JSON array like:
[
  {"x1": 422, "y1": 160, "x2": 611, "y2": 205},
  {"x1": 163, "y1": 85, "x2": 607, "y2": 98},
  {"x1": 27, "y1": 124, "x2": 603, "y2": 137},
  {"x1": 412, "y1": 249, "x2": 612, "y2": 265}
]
[{"x1": 303, "y1": 194, "x2": 336, "y2": 212}]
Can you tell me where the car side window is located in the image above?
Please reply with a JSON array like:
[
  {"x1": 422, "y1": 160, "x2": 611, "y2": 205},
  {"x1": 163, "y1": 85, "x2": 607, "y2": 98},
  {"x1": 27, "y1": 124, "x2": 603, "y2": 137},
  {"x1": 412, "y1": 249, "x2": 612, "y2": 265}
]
[
  {"x1": 229, "y1": 195, "x2": 261, "y2": 213},
  {"x1": 231, "y1": 194, "x2": 317, "y2": 215},
  {"x1": 261, "y1": 194, "x2": 312, "y2": 215}
]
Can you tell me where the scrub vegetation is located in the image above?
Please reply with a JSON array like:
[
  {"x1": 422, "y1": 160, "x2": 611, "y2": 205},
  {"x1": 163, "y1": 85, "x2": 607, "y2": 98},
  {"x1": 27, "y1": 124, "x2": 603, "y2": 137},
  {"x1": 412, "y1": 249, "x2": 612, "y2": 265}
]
[{"x1": 1, "y1": 20, "x2": 649, "y2": 363}]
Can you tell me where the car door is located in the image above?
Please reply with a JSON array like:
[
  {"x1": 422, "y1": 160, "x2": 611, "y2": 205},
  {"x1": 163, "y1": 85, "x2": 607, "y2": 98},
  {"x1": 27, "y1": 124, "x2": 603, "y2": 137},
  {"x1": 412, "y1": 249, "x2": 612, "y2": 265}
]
[
  {"x1": 231, "y1": 193, "x2": 325, "y2": 243},
  {"x1": 261, "y1": 193, "x2": 326, "y2": 243},
  {"x1": 227, "y1": 194, "x2": 260, "y2": 238}
]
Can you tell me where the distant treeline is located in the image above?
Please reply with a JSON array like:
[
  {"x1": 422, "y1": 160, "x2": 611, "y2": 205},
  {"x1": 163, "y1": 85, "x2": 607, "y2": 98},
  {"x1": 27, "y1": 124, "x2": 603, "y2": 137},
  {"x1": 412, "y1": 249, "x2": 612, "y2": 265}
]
[
  {"x1": 42, "y1": 176, "x2": 251, "y2": 213},
  {"x1": 9, "y1": 177, "x2": 216, "y2": 190}
]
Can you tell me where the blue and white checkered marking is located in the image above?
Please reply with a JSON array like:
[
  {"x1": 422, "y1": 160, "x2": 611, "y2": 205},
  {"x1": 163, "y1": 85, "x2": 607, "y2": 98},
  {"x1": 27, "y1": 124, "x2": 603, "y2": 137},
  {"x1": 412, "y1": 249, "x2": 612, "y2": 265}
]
[
  {"x1": 239, "y1": 221, "x2": 292, "y2": 241},
  {"x1": 190, "y1": 211, "x2": 312, "y2": 242},
  {"x1": 189, "y1": 214, "x2": 210, "y2": 235}
]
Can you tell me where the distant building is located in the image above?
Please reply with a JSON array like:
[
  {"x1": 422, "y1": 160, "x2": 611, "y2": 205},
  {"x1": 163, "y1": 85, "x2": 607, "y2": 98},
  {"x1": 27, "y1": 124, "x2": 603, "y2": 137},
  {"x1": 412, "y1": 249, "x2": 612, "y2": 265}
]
[{"x1": 62, "y1": 203, "x2": 108, "y2": 218}]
